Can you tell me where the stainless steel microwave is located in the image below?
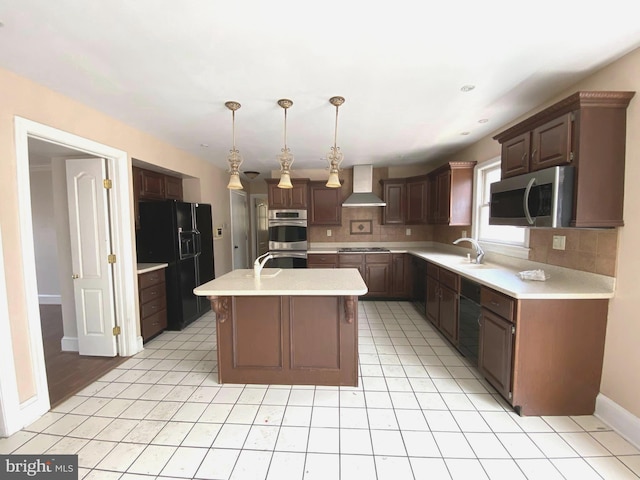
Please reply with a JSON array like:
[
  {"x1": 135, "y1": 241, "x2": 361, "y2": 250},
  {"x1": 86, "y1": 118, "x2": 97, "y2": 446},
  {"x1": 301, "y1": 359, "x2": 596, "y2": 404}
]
[{"x1": 490, "y1": 166, "x2": 575, "y2": 228}]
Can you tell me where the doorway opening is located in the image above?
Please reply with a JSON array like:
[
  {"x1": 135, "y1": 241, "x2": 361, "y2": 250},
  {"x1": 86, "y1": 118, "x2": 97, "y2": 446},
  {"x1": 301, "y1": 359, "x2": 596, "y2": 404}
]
[
  {"x1": 230, "y1": 190, "x2": 249, "y2": 269},
  {"x1": 0, "y1": 117, "x2": 139, "y2": 436},
  {"x1": 28, "y1": 138, "x2": 126, "y2": 407}
]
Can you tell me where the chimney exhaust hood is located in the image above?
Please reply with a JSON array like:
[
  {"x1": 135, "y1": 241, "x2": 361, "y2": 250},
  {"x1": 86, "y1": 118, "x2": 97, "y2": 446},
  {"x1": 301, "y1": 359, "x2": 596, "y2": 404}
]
[{"x1": 342, "y1": 165, "x2": 386, "y2": 207}]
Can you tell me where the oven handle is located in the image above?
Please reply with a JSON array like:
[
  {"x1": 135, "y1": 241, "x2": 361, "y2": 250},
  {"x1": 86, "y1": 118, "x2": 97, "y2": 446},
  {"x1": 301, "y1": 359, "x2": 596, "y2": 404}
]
[
  {"x1": 269, "y1": 251, "x2": 308, "y2": 259},
  {"x1": 268, "y1": 220, "x2": 308, "y2": 227}
]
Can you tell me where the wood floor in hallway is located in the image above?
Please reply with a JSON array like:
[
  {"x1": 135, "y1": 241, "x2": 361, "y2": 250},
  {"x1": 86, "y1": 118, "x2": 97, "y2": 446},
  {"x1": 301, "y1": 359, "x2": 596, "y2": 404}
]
[{"x1": 39, "y1": 304, "x2": 126, "y2": 408}]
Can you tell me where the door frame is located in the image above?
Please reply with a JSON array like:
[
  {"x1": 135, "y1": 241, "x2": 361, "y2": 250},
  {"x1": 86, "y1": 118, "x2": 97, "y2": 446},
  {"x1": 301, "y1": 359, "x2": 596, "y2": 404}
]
[
  {"x1": 229, "y1": 190, "x2": 249, "y2": 269},
  {"x1": 1, "y1": 116, "x2": 139, "y2": 436},
  {"x1": 249, "y1": 194, "x2": 268, "y2": 263}
]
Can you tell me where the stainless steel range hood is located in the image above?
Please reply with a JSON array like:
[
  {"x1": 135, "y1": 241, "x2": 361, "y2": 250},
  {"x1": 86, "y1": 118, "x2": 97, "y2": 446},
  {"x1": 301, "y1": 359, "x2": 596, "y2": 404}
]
[{"x1": 342, "y1": 165, "x2": 386, "y2": 207}]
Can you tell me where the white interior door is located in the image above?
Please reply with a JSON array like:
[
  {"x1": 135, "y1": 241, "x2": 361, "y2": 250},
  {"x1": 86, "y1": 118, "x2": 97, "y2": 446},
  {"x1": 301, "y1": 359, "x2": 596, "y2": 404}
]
[
  {"x1": 66, "y1": 158, "x2": 117, "y2": 356},
  {"x1": 231, "y1": 190, "x2": 249, "y2": 269}
]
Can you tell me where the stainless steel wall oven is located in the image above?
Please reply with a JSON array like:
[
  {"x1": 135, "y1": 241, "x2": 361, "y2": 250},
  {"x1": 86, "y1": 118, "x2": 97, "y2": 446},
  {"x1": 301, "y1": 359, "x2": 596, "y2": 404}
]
[{"x1": 267, "y1": 209, "x2": 308, "y2": 268}]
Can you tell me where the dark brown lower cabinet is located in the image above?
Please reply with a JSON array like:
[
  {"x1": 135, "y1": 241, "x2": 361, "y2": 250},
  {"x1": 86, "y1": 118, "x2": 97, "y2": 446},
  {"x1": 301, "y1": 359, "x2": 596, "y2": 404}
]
[
  {"x1": 364, "y1": 254, "x2": 390, "y2": 297},
  {"x1": 212, "y1": 295, "x2": 358, "y2": 386},
  {"x1": 390, "y1": 253, "x2": 411, "y2": 298},
  {"x1": 426, "y1": 277, "x2": 439, "y2": 328},
  {"x1": 307, "y1": 254, "x2": 338, "y2": 268},
  {"x1": 438, "y1": 284, "x2": 458, "y2": 345},
  {"x1": 138, "y1": 268, "x2": 167, "y2": 342},
  {"x1": 478, "y1": 308, "x2": 513, "y2": 401},
  {"x1": 425, "y1": 262, "x2": 459, "y2": 344}
]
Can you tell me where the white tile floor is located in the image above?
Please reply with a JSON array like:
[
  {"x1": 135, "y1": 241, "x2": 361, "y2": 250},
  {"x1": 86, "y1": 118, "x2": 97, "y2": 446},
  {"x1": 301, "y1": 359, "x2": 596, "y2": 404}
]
[{"x1": 2, "y1": 300, "x2": 639, "y2": 479}]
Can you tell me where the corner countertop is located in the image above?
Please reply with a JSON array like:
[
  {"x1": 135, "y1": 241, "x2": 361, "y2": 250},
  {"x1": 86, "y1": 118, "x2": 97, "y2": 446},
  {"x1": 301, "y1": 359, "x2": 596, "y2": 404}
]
[
  {"x1": 194, "y1": 268, "x2": 368, "y2": 297},
  {"x1": 137, "y1": 263, "x2": 169, "y2": 274},
  {"x1": 308, "y1": 243, "x2": 615, "y2": 300}
]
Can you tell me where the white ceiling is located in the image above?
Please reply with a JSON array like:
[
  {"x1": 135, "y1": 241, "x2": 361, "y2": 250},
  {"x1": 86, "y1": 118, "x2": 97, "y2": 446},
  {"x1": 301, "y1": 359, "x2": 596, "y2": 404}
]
[{"x1": 2, "y1": 1, "x2": 640, "y2": 176}]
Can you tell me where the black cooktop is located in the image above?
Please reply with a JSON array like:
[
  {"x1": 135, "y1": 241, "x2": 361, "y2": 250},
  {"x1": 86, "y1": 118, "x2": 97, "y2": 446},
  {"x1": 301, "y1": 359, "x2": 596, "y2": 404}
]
[{"x1": 338, "y1": 247, "x2": 390, "y2": 253}]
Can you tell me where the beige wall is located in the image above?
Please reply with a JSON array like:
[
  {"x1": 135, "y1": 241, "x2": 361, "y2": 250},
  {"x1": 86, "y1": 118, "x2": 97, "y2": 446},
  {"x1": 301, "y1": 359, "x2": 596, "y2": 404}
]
[
  {"x1": 0, "y1": 67, "x2": 232, "y2": 402},
  {"x1": 28, "y1": 166, "x2": 60, "y2": 298},
  {"x1": 442, "y1": 47, "x2": 640, "y2": 417}
]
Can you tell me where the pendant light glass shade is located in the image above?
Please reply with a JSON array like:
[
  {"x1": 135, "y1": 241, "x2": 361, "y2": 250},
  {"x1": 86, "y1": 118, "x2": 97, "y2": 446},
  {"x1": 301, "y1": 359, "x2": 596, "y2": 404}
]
[
  {"x1": 325, "y1": 96, "x2": 345, "y2": 188},
  {"x1": 277, "y1": 99, "x2": 294, "y2": 189},
  {"x1": 278, "y1": 171, "x2": 293, "y2": 189},
  {"x1": 225, "y1": 101, "x2": 244, "y2": 190},
  {"x1": 326, "y1": 170, "x2": 341, "y2": 188},
  {"x1": 227, "y1": 171, "x2": 243, "y2": 189}
]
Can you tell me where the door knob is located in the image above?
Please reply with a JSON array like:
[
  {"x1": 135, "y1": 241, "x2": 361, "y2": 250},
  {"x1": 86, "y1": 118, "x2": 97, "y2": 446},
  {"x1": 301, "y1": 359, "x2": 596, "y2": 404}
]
[{"x1": 72, "y1": 274, "x2": 79, "y2": 279}]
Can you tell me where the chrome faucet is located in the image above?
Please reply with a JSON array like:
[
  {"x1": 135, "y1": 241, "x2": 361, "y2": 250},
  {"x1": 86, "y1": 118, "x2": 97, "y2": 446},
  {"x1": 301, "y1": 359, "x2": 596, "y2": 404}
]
[
  {"x1": 452, "y1": 237, "x2": 485, "y2": 264},
  {"x1": 253, "y1": 252, "x2": 273, "y2": 278}
]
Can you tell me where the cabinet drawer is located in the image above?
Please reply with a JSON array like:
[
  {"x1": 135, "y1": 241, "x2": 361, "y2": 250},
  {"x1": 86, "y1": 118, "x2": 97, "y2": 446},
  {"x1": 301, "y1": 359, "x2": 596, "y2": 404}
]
[
  {"x1": 140, "y1": 283, "x2": 166, "y2": 304},
  {"x1": 439, "y1": 269, "x2": 459, "y2": 292},
  {"x1": 481, "y1": 287, "x2": 515, "y2": 322},
  {"x1": 141, "y1": 296, "x2": 166, "y2": 319},
  {"x1": 308, "y1": 254, "x2": 338, "y2": 266},
  {"x1": 339, "y1": 254, "x2": 364, "y2": 265},
  {"x1": 426, "y1": 262, "x2": 439, "y2": 280},
  {"x1": 141, "y1": 309, "x2": 167, "y2": 340},
  {"x1": 138, "y1": 269, "x2": 165, "y2": 289},
  {"x1": 365, "y1": 253, "x2": 390, "y2": 264}
]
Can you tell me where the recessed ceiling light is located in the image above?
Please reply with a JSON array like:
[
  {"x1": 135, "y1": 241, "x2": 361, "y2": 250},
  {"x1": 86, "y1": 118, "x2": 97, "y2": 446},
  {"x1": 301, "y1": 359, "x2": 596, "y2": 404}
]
[
  {"x1": 200, "y1": 143, "x2": 209, "y2": 148},
  {"x1": 460, "y1": 131, "x2": 471, "y2": 136},
  {"x1": 478, "y1": 118, "x2": 489, "y2": 123},
  {"x1": 460, "y1": 85, "x2": 475, "y2": 92}
]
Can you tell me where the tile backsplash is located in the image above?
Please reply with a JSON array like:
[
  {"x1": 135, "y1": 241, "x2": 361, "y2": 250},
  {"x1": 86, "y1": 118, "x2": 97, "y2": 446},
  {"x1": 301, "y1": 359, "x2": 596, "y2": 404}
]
[{"x1": 528, "y1": 228, "x2": 618, "y2": 277}]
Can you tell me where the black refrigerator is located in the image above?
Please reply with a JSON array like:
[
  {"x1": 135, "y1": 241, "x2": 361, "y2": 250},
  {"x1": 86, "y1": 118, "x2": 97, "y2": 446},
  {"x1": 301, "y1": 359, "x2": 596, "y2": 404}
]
[{"x1": 136, "y1": 200, "x2": 215, "y2": 330}]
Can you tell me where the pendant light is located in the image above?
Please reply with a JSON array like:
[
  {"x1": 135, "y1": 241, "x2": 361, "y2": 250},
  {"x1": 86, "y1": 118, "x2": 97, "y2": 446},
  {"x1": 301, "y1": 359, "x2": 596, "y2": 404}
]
[
  {"x1": 325, "y1": 96, "x2": 345, "y2": 188},
  {"x1": 225, "y1": 101, "x2": 243, "y2": 190},
  {"x1": 276, "y1": 99, "x2": 294, "y2": 189}
]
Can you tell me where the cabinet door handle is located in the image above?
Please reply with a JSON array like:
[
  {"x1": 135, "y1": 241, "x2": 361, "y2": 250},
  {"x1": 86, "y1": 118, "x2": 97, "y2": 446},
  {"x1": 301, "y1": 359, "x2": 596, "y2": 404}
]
[
  {"x1": 530, "y1": 149, "x2": 537, "y2": 161},
  {"x1": 521, "y1": 152, "x2": 527, "y2": 163},
  {"x1": 490, "y1": 300, "x2": 500, "y2": 307}
]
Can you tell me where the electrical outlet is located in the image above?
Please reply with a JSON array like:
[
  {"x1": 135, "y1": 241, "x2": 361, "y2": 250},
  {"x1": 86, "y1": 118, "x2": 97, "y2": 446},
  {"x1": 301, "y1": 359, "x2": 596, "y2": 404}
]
[
  {"x1": 327, "y1": 229, "x2": 332, "y2": 237},
  {"x1": 552, "y1": 235, "x2": 566, "y2": 250},
  {"x1": 406, "y1": 228, "x2": 412, "y2": 236},
  {"x1": 461, "y1": 230, "x2": 467, "y2": 238}
]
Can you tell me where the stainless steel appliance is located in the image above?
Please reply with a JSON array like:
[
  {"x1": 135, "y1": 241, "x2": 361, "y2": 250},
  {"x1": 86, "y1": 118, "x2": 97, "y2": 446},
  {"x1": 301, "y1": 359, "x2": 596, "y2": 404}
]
[
  {"x1": 490, "y1": 165, "x2": 574, "y2": 227},
  {"x1": 136, "y1": 200, "x2": 215, "y2": 330},
  {"x1": 268, "y1": 209, "x2": 308, "y2": 251},
  {"x1": 267, "y1": 209, "x2": 308, "y2": 268},
  {"x1": 266, "y1": 251, "x2": 308, "y2": 269},
  {"x1": 458, "y1": 277, "x2": 481, "y2": 365}
]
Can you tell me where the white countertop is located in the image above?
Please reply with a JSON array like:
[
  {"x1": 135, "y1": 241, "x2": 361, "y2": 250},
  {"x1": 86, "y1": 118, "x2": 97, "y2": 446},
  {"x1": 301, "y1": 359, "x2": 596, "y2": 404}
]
[
  {"x1": 308, "y1": 244, "x2": 615, "y2": 300},
  {"x1": 137, "y1": 263, "x2": 169, "y2": 274},
  {"x1": 194, "y1": 268, "x2": 368, "y2": 297}
]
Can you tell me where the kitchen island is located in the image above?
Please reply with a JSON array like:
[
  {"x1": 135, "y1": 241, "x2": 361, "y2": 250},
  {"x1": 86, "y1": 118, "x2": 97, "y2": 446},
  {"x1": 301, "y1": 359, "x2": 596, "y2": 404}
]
[{"x1": 194, "y1": 268, "x2": 367, "y2": 386}]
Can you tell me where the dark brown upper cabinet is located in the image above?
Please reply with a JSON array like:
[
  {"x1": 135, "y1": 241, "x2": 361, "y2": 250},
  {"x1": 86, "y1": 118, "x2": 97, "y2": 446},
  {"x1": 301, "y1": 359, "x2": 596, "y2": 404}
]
[
  {"x1": 266, "y1": 178, "x2": 309, "y2": 209},
  {"x1": 427, "y1": 162, "x2": 476, "y2": 226},
  {"x1": 309, "y1": 181, "x2": 342, "y2": 225},
  {"x1": 494, "y1": 91, "x2": 635, "y2": 227},
  {"x1": 406, "y1": 175, "x2": 428, "y2": 225},
  {"x1": 380, "y1": 179, "x2": 406, "y2": 224}
]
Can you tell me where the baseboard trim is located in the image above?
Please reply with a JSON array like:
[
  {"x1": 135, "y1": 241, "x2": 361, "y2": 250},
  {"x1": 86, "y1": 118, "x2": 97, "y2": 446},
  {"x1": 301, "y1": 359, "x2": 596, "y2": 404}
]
[
  {"x1": 595, "y1": 393, "x2": 640, "y2": 449},
  {"x1": 38, "y1": 295, "x2": 61, "y2": 305},
  {"x1": 60, "y1": 336, "x2": 78, "y2": 352}
]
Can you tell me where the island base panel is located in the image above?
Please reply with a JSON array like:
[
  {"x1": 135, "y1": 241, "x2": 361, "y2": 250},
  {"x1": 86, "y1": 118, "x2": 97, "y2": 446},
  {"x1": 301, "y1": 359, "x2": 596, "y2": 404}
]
[{"x1": 213, "y1": 295, "x2": 358, "y2": 386}]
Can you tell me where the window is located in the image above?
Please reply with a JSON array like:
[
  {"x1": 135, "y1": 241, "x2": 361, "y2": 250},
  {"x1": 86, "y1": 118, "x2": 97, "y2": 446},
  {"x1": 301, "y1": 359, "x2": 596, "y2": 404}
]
[{"x1": 473, "y1": 159, "x2": 528, "y2": 256}]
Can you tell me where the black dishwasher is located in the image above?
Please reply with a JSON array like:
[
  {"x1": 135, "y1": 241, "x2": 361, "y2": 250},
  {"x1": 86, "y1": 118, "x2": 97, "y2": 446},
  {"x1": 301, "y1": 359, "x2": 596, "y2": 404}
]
[{"x1": 458, "y1": 277, "x2": 482, "y2": 365}]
